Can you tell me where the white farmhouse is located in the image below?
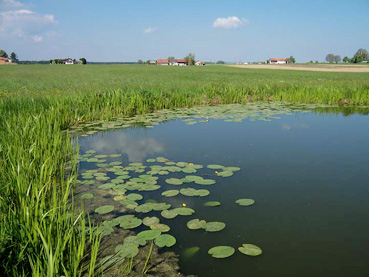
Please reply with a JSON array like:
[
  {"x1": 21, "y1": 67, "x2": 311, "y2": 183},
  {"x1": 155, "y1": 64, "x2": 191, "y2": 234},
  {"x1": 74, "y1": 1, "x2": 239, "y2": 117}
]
[{"x1": 268, "y1": 58, "x2": 289, "y2": 64}]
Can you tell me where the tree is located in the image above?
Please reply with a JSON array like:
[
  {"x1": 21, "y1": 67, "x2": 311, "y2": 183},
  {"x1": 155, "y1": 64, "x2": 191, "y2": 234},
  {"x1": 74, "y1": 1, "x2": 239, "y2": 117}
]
[
  {"x1": 137, "y1": 59, "x2": 143, "y2": 64},
  {"x1": 326, "y1": 53, "x2": 335, "y2": 63},
  {"x1": 10, "y1": 52, "x2": 18, "y2": 62},
  {"x1": 184, "y1": 53, "x2": 195, "y2": 65},
  {"x1": 288, "y1": 55, "x2": 295, "y2": 63},
  {"x1": 334, "y1": 55, "x2": 341, "y2": 64},
  {"x1": 216, "y1": 60, "x2": 225, "y2": 64},
  {"x1": 352, "y1": 48, "x2": 369, "y2": 63},
  {"x1": 0, "y1": 49, "x2": 8, "y2": 58},
  {"x1": 315, "y1": 60, "x2": 319, "y2": 64},
  {"x1": 79, "y1": 58, "x2": 87, "y2": 64},
  {"x1": 167, "y1": 56, "x2": 175, "y2": 60},
  {"x1": 343, "y1": 56, "x2": 350, "y2": 63}
]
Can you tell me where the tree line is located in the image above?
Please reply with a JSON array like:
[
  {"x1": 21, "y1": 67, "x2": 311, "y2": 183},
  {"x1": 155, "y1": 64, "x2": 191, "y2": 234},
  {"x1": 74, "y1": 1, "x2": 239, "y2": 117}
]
[
  {"x1": 0, "y1": 49, "x2": 19, "y2": 62},
  {"x1": 326, "y1": 48, "x2": 368, "y2": 64}
]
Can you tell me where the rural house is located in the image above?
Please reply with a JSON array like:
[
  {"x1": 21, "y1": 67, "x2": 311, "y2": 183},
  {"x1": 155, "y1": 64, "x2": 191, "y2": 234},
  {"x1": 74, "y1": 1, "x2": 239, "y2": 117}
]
[
  {"x1": 0, "y1": 57, "x2": 11, "y2": 64},
  {"x1": 267, "y1": 58, "x2": 289, "y2": 64},
  {"x1": 195, "y1": 61, "x2": 206, "y2": 66},
  {"x1": 156, "y1": 59, "x2": 169, "y2": 65},
  {"x1": 64, "y1": 58, "x2": 76, "y2": 64}
]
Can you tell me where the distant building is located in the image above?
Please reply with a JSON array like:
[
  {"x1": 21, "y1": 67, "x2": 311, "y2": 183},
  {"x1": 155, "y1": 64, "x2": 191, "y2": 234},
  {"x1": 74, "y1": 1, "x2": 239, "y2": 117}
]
[
  {"x1": 195, "y1": 61, "x2": 206, "y2": 66},
  {"x1": 0, "y1": 57, "x2": 11, "y2": 64},
  {"x1": 267, "y1": 58, "x2": 288, "y2": 64},
  {"x1": 148, "y1": 60, "x2": 156, "y2": 65},
  {"x1": 157, "y1": 58, "x2": 189, "y2": 66},
  {"x1": 156, "y1": 59, "x2": 169, "y2": 65},
  {"x1": 64, "y1": 58, "x2": 76, "y2": 64}
]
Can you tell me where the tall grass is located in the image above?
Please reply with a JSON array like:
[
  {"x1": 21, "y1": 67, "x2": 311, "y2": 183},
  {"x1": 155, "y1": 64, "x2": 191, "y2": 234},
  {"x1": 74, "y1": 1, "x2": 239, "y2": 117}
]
[{"x1": 0, "y1": 65, "x2": 368, "y2": 275}]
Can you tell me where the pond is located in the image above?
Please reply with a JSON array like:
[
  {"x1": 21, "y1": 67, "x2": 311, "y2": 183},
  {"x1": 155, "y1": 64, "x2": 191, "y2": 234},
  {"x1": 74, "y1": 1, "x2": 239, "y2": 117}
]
[{"x1": 74, "y1": 103, "x2": 369, "y2": 276}]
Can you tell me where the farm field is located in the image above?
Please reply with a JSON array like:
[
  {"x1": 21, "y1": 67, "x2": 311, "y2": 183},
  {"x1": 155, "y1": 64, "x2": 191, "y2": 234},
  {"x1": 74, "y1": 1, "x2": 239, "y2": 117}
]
[{"x1": 1, "y1": 64, "x2": 369, "y2": 276}]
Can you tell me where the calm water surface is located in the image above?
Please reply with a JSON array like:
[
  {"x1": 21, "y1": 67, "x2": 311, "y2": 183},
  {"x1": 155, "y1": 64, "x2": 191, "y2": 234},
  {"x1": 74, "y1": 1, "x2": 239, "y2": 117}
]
[{"x1": 78, "y1": 109, "x2": 369, "y2": 277}]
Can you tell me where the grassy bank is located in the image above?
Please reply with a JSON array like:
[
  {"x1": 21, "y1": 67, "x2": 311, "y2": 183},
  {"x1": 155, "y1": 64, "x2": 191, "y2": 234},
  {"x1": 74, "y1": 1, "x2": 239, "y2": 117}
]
[{"x1": 0, "y1": 65, "x2": 368, "y2": 275}]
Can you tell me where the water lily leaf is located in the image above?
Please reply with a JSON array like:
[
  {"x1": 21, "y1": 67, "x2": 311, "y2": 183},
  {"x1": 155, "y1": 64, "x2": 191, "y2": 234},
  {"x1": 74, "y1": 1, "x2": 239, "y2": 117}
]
[
  {"x1": 204, "y1": 201, "x2": 221, "y2": 207},
  {"x1": 95, "y1": 205, "x2": 114, "y2": 214},
  {"x1": 98, "y1": 183, "x2": 115, "y2": 189},
  {"x1": 82, "y1": 180, "x2": 95, "y2": 185},
  {"x1": 235, "y1": 199, "x2": 255, "y2": 206},
  {"x1": 176, "y1": 162, "x2": 189, "y2": 167},
  {"x1": 81, "y1": 193, "x2": 93, "y2": 199},
  {"x1": 115, "y1": 243, "x2": 139, "y2": 258},
  {"x1": 109, "y1": 161, "x2": 123, "y2": 166},
  {"x1": 120, "y1": 218, "x2": 142, "y2": 229},
  {"x1": 195, "y1": 179, "x2": 216, "y2": 185},
  {"x1": 173, "y1": 207, "x2": 195, "y2": 216},
  {"x1": 143, "y1": 216, "x2": 160, "y2": 226},
  {"x1": 94, "y1": 172, "x2": 107, "y2": 177},
  {"x1": 187, "y1": 219, "x2": 206, "y2": 230},
  {"x1": 96, "y1": 163, "x2": 110, "y2": 168},
  {"x1": 207, "y1": 164, "x2": 225, "y2": 170},
  {"x1": 182, "y1": 167, "x2": 197, "y2": 174},
  {"x1": 161, "y1": 210, "x2": 178, "y2": 219},
  {"x1": 124, "y1": 236, "x2": 146, "y2": 247},
  {"x1": 95, "y1": 154, "x2": 108, "y2": 158},
  {"x1": 135, "y1": 204, "x2": 153, "y2": 213},
  {"x1": 208, "y1": 246, "x2": 235, "y2": 258},
  {"x1": 224, "y1": 166, "x2": 241, "y2": 172},
  {"x1": 146, "y1": 159, "x2": 156, "y2": 163},
  {"x1": 194, "y1": 189, "x2": 210, "y2": 197},
  {"x1": 137, "y1": 230, "x2": 162, "y2": 240},
  {"x1": 82, "y1": 174, "x2": 94, "y2": 179},
  {"x1": 96, "y1": 176, "x2": 110, "y2": 181},
  {"x1": 217, "y1": 171, "x2": 233, "y2": 177},
  {"x1": 103, "y1": 215, "x2": 134, "y2": 227},
  {"x1": 165, "y1": 178, "x2": 183, "y2": 185},
  {"x1": 155, "y1": 234, "x2": 176, "y2": 247},
  {"x1": 87, "y1": 158, "x2": 99, "y2": 163},
  {"x1": 180, "y1": 188, "x2": 196, "y2": 197},
  {"x1": 126, "y1": 193, "x2": 143, "y2": 201},
  {"x1": 152, "y1": 203, "x2": 171, "y2": 211},
  {"x1": 238, "y1": 244, "x2": 262, "y2": 256},
  {"x1": 98, "y1": 226, "x2": 114, "y2": 237},
  {"x1": 184, "y1": 175, "x2": 203, "y2": 182},
  {"x1": 161, "y1": 190, "x2": 180, "y2": 197},
  {"x1": 203, "y1": 222, "x2": 226, "y2": 232},
  {"x1": 150, "y1": 223, "x2": 170, "y2": 232}
]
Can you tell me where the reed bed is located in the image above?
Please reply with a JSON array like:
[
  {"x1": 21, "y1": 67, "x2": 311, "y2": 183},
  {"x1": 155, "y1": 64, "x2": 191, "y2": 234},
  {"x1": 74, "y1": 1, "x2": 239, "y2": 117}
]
[{"x1": 0, "y1": 65, "x2": 368, "y2": 275}]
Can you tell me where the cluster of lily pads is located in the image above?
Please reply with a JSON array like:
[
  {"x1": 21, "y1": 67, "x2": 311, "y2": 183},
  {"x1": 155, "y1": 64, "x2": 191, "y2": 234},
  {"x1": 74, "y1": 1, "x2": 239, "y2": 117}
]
[
  {"x1": 68, "y1": 103, "x2": 316, "y2": 137},
  {"x1": 77, "y1": 152, "x2": 262, "y2": 260}
]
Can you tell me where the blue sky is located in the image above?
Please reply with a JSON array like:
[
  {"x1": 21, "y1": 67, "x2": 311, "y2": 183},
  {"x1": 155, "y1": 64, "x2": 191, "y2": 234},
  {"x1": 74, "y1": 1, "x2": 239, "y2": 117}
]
[{"x1": 1, "y1": 0, "x2": 368, "y2": 62}]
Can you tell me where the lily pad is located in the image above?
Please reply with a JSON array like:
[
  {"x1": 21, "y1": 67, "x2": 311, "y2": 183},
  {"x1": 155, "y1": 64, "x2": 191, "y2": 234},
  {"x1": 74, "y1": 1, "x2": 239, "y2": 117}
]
[
  {"x1": 161, "y1": 210, "x2": 178, "y2": 219},
  {"x1": 81, "y1": 193, "x2": 94, "y2": 199},
  {"x1": 165, "y1": 178, "x2": 183, "y2": 185},
  {"x1": 155, "y1": 234, "x2": 176, "y2": 247},
  {"x1": 235, "y1": 199, "x2": 255, "y2": 206},
  {"x1": 161, "y1": 190, "x2": 180, "y2": 197},
  {"x1": 150, "y1": 223, "x2": 170, "y2": 232},
  {"x1": 146, "y1": 159, "x2": 156, "y2": 163},
  {"x1": 203, "y1": 222, "x2": 226, "y2": 232},
  {"x1": 184, "y1": 175, "x2": 203, "y2": 182},
  {"x1": 204, "y1": 201, "x2": 221, "y2": 207},
  {"x1": 207, "y1": 164, "x2": 225, "y2": 170},
  {"x1": 217, "y1": 171, "x2": 233, "y2": 177},
  {"x1": 115, "y1": 243, "x2": 139, "y2": 258},
  {"x1": 238, "y1": 244, "x2": 262, "y2": 256},
  {"x1": 126, "y1": 193, "x2": 143, "y2": 201},
  {"x1": 224, "y1": 166, "x2": 241, "y2": 172},
  {"x1": 194, "y1": 189, "x2": 210, "y2": 197},
  {"x1": 137, "y1": 230, "x2": 162, "y2": 240},
  {"x1": 95, "y1": 205, "x2": 114, "y2": 214},
  {"x1": 180, "y1": 188, "x2": 196, "y2": 197},
  {"x1": 173, "y1": 207, "x2": 195, "y2": 216},
  {"x1": 143, "y1": 216, "x2": 160, "y2": 226},
  {"x1": 208, "y1": 246, "x2": 235, "y2": 259},
  {"x1": 119, "y1": 218, "x2": 142, "y2": 229},
  {"x1": 187, "y1": 219, "x2": 207, "y2": 230},
  {"x1": 124, "y1": 236, "x2": 146, "y2": 246},
  {"x1": 195, "y1": 179, "x2": 216, "y2": 185}
]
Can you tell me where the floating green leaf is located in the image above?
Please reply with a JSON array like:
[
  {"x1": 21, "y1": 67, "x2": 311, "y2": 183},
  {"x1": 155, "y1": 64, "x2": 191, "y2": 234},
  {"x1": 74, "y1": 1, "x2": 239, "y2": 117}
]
[
  {"x1": 203, "y1": 222, "x2": 226, "y2": 232},
  {"x1": 161, "y1": 190, "x2": 180, "y2": 197},
  {"x1": 207, "y1": 164, "x2": 225, "y2": 170},
  {"x1": 146, "y1": 159, "x2": 156, "y2": 163},
  {"x1": 194, "y1": 189, "x2": 210, "y2": 197},
  {"x1": 95, "y1": 205, "x2": 114, "y2": 214},
  {"x1": 180, "y1": 188, "x2": 196, "y2": 197},
  {"x1": 120, "y1": 218, "x2": 142, "y2": 229},
  {"x1": 155, "y1": 234, "x2": 176, "y2": 247},
  {"x1": 150, "y1": 223, "x2": 170, "y2": 232},
  {"x1": 217, "y1": 171, "x2": 233, "y2": 177},
  {"x1": 161, "y1": 210, "x2": 178, "y2": 219},
  {"x1": 143, "y1": 216, "x2": 160, "y2": 226},
  {"x1": 195, "y1": 179, "x2": 216, "y2": 185},
  {"x1": 124, "y1": 236, "x2": 146, "y2": 246},
  {"x1": 109, "y1": 161, "x2": 123, "y2": 166},
  {"x1": 235, "y1": 199, "x2": 255, "y2": 206},
  {"x1": 204, "y1": 201, "x2": 221, "y2": 207},
  {"x1": 208, "y1": 246, "x2": 235, "y2": 258},
  {"x1": 224, "y1": 166, "x2": 241, "y2": 172},
  {"x1": 165, "y1": 178, "x2": 183, "y2": 185},
  {"x1": 173, "y1": 207, "x2": 195, "y2": 216},
  {"x1": 115, "y1": 243, "x2": 139, "y2": 258},
  {"x1": 187, "y1": 219, "x2": 207, "y2": 230},
  {"x1": 126, "y1": 193, "x2": 143, "y2": 201},
  {"x1": 81, "y1": 193, "x2": 93, "y2": 199},
  {"x1": 238, "y1": 244, "x2": 262, "y2": 256},
  {"x1": 137, "y1": 230, "x2": 162, "y2": 240}
]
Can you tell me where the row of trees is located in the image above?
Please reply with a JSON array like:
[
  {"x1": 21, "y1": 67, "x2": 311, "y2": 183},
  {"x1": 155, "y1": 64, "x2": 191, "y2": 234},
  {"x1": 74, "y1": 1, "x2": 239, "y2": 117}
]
[
  {"x1": 326, "y1": 48, "x2": 368, "y2": 64},
  {"x1": 0, "y1": 49, "x2": 19, "y2": 62}
]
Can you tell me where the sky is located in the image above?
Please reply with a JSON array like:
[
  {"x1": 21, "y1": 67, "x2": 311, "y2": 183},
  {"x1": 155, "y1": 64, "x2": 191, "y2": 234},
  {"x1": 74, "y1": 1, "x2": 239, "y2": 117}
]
[{"x1": 0, "y1": 0, "x2": 368, "y2": 62}]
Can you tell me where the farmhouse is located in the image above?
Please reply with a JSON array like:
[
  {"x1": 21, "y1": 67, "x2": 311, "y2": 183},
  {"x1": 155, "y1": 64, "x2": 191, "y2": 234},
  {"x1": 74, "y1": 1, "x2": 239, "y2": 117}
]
[
  {"x1": 0, "y1": 57, "x2": 11, "y2": 64},
  {"x1": 64, "y1": 58, "x2": 76, "y2": 64},
  {"x1": 195, "y1": 61, "x2": 206, "y2": 66},
  {"x1": 156, "y1": 59, "x2": 169, "y2": 65},
  {"x1": 268, "y1": 58, "x2": 288, "y2": 64}
]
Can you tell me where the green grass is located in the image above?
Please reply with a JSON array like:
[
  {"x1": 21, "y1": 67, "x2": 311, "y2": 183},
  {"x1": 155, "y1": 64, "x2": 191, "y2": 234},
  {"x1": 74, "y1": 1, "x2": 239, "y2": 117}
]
[{"x1": 0, "y1": 64, "x2": 368, "y2": 275}]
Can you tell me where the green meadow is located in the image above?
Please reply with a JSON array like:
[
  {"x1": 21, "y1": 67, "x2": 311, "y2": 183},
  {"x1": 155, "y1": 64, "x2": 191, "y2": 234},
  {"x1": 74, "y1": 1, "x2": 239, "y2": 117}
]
[{"x1": 0, "y1": 64, "x2": 368, "y2": 275}]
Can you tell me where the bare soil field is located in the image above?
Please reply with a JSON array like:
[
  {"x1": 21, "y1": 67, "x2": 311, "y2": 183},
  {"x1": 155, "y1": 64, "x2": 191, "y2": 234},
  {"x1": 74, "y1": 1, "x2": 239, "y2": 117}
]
[{"x1": 228, "y1": 64, "x2": 369, "y2": 72}]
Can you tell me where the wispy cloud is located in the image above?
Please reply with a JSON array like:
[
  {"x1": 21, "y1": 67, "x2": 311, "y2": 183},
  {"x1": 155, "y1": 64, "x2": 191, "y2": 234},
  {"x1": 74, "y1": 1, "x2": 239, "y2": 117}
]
[
  {"x1": 143, "y1": 27, "x2": 157, "y2": 34},
  {"x1": 0, "y1": 1, "x2": 58, "y2": 42},
  {"x1": 213, "y1": 16, "x2": 248, "y2": 29}
]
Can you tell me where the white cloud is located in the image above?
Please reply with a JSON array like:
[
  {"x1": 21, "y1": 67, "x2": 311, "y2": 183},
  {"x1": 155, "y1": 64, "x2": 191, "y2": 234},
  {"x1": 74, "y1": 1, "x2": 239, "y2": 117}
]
[
  {"x1": 144, "y1": 27, "x2": 157, "y2": 34},
  {"x1": 213, "y1": 16, "x2": 248, "y2": 29},
  {"x1": 0, "y1": 1, "x2": 57, "y2": 42}
]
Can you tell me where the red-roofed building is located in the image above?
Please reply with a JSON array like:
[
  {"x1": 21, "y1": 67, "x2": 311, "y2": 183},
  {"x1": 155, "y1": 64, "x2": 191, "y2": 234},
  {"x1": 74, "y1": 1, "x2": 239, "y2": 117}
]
[
  {"x1": 0, "y1": 57, "x2": 10, "y2": 64},
  {"x1": 268, "y1": 58, "x2": 289, "y2": 64},
  {"x1": 156, "y1": 59, "x2": 169, "y2": 65}
]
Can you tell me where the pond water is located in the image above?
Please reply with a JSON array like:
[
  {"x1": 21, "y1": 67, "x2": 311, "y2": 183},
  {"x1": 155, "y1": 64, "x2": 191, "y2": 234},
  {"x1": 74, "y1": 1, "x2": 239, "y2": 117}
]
[{"x1": 75, "y1": 104, "x2": 369, "y2": 276}]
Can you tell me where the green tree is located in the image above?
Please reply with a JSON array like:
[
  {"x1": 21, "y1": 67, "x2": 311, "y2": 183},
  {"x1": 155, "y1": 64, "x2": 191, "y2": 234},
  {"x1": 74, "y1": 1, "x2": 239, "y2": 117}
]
[
  {"x1": 352, "y1": 48, "x2": 369, "y2": 63},
  {"x1": 216, "y1": 60, "x2": 225, "y2": 64},
  {"x1": 0, "y1": 49, "x2": 8, "y2": 58},
  {"x1": 334, "y1": 55, "x2": 342, "y2": 64},
  {"x1": 79, "y1": 58, "x2": 87, "y2": 64},
  {"x1": 168, "y1": 56, "x2": 175, "y2": 60},
  {"x1": 184, "y1": 53, "x2": 195, "y2": 65},
  {"x1": 10, "y1": 52, "x2": 18, "y2": 62},
  {"x1": 343, "y1": 56, "x2": 350, "y2": 63},
  {"x1": 137, "y1": 59, "x2": 143, "y2": 64},
  {"x1": 315, "y1": 60, "x2": 319, "y2": 63},
  {"x1": 288, "y1": 55, "x2": 296, "y2": 63},
  {"x1": 326, "y1": 53, "x2": 335, "y2": 63}
]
